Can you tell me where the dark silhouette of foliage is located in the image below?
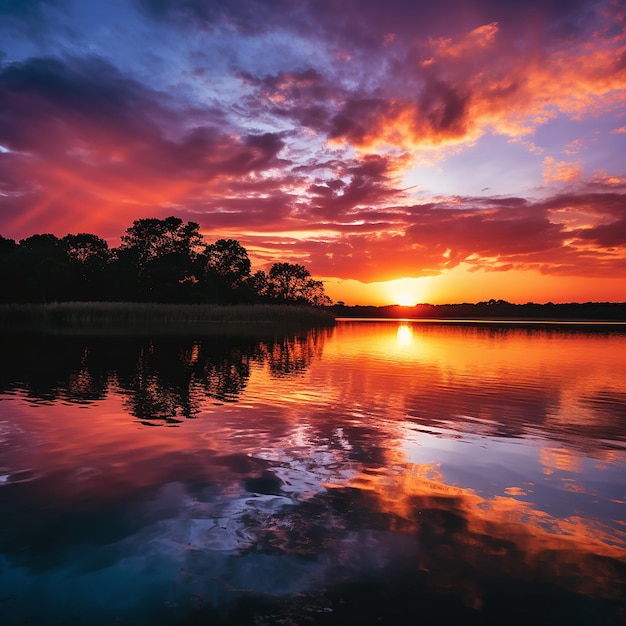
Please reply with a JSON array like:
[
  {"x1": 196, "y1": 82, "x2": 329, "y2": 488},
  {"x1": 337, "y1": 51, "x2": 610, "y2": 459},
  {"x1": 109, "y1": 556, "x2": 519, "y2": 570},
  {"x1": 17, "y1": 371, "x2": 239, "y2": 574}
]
[
  {"x1": 13, "y1": 234, "x2": 70, "y2": 302},
  {"x1": 62, "y1": 233, "x2": 112, "y2": 300},
  {"x1": 0, "y1": 234, "x2": 17, "y2": 254},
  {"x1": 0, "y1": 235, "x2": 18, "y2": 303},
  {"x1": 118, "y1": 216, "x2": 204, "y2": 301},
  {"x1": 200, "y1": 238, "x2": 252, "y2": 303},
  {"x1": 119, "y1": 216, "x2": 203, "y2": 265},
  {"x1": 331, "y1": 301, "x2": 626, "y2": 321},
  {"x1": 250, "y1": 269, "x2": 270, "y2": 301},
  {"x1": 258, "y1": 262, "x2": 332, "y2": 306},
  {"x1": 0, "y1": 217, "x2": 331, "y2": 306}
]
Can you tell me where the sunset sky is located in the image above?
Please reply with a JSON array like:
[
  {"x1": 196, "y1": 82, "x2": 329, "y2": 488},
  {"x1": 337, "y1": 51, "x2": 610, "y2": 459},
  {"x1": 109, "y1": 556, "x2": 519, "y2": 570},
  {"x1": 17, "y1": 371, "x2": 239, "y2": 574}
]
[{"x1": 1, "y1": 0, "x2": 625, "y2": 305}]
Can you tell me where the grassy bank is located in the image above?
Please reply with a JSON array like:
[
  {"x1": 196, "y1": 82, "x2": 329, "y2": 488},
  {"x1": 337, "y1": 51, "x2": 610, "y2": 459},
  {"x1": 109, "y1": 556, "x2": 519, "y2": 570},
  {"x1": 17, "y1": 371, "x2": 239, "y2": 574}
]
[{"x1": 0, "y1": 302, "x2": 336, "y2": 334}]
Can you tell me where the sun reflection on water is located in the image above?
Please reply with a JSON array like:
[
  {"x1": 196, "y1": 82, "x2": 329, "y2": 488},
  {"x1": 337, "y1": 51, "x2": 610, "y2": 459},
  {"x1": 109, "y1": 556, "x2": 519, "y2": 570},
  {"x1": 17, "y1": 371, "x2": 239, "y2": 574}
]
[{"x1": 396, "y1": 323, "x2": 414, "y2": 347}]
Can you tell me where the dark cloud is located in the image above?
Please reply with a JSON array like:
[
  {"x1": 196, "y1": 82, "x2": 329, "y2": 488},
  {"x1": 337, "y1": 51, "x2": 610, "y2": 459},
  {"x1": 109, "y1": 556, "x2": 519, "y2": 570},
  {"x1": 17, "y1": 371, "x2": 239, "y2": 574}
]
[
  {"x1": 0, "y1": 56, "x2": 170, "y2": 153},
  {"x1": 229, "y1": 0, "x2": 622, "y2": 156},
  {"x1": 0, "y1": 0, "x2": 58, "y2": 19},
  {"x1": 240, "y1": 69, "x2": 475, "y2": 148},
  {"x1": 0, "y1": 56, "x2": 284, "y2": 173},
  {"x1": 0, "y1": 0, "x2": 62, "y2": 41},
  {"x1": 576, "y1": 219, "x2": 626, "y2": 248},
  {"x1": 307, "y1": 154, "x2": 404, "y2": 217},
  {"x1": 329, "y1": 98, "x2": 390, "y2": 144},
  {"x1": 405, "y1": 207, "x2": 562, "y2": 257},
  {"x1": 139, "y1": 0, "x2": 297, "y2": 35},
  {"x1": 419, "y1": 79, "x2": 469, "y2": 136},
  {"x1": 139, "y1": 0, "x2": 596, "y2": 50},
  {"x1": 237, "y1": 68, "x2": 335, "y2": 133},
  {"x1": 241, "y1": 72, "x2": 474, "y2": 149},
  {"x1": 542, "y1": 192, "x2": 626, "y2": 218}
]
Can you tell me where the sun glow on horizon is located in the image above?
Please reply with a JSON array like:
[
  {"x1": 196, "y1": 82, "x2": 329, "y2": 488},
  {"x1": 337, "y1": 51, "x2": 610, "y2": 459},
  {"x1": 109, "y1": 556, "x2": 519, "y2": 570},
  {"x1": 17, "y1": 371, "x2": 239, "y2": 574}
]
[
  {"x1": 324, "y1": 262, "x2": 626, "y2": 307},
  {"x1": 322, "y1": 276, "x2": 434, "y2": 306},
  {"x1": 386, "y1": 277, "x2": 431, "y2": 306},
  {"x1": 396, "y1": 293, "x2": 419, "y2": 307}
]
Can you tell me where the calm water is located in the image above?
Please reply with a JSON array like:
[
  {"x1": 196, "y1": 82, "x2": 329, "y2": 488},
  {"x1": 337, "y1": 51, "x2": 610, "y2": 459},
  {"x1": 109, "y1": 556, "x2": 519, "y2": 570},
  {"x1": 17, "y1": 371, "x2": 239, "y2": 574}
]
[{"x1": 1, "y1": 320, "x2": 625, "y2": 625}]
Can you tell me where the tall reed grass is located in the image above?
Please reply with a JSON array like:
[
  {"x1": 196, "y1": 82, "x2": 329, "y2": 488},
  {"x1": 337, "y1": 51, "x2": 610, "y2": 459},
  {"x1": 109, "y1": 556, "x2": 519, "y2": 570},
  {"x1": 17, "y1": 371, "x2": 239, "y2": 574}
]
[{"x1": 0, "y1": 302, "x2": 336, "y2": 333}]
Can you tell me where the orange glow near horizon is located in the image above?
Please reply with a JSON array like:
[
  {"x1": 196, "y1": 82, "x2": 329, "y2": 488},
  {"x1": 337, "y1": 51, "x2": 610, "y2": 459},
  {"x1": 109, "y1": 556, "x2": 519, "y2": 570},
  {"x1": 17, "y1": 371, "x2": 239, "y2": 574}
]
[{"x1": 323, "y1": 264, "x2": 626, "y2": 305}]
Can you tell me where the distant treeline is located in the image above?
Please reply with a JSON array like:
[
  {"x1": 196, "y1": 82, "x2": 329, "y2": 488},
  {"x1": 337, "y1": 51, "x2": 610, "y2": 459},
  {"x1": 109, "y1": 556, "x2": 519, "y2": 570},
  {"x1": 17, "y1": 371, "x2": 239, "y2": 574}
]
[
  {"x1": 0, "y1": 216, "x2": 331, "y2": 306},
  {"x1": 333, "y1": 300, "x2": 626, "y2": 321}
]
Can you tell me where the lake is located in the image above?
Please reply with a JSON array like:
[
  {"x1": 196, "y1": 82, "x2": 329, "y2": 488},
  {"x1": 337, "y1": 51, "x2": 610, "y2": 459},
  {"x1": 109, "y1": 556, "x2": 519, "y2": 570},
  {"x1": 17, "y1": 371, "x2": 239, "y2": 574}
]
[{"x1": 1, "y1": 320, "x2": 625, "y2": 625}]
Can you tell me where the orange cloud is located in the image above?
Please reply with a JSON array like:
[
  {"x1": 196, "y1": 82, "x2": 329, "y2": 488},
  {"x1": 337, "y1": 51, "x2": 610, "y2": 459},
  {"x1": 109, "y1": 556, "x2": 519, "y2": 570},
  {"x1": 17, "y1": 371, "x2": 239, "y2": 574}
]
[
  {"x1": 429, "y1": 22, "x2": 499, "y2": 58},
  {"x1": 322, "y1": 8, "x2": 626, "y2": 154},
  {"x1": 542, "y1": 156, "x2": 584, "y2": 183}
]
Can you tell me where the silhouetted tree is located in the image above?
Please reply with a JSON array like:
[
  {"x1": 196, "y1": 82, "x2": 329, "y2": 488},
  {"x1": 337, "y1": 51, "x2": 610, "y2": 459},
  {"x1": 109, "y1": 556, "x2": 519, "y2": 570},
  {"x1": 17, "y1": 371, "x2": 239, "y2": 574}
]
[
  {"x1": 119, "y1": 216, "x2": 203, "y2": 264},
  {"x1": 250, "y1": 269, "x2": 270, "y2": 302},
  {"x1": 104, "y1": 246, "x2": 141, "y2": 301},
  {"x1": 263, "y1": 262, "x2": 332, "y2": 305},
  {"x1": 62, "y1": 233, "x2": 112, "y2": 300},
  {"x1": 0, "y1": 234, "x2": 16, "y2": 254},
  {"x1": 0, "y1": 216, "x2": 332, "y2": 306},
  {"x1": 0, "y1": 235, "x2": 18, "y2": 303},
  {"x1": 301, "y1": 278, "x2": 332, "y2": 306},
  {"x1": 200, "y1": 238, "x2": 252, "y2": 303},
  {"x1": 14, "y1": 234, "x2": 70, "y2": 302},
  {"x1": 117, "y1": 216, "x2": 204, "y2": 300}
]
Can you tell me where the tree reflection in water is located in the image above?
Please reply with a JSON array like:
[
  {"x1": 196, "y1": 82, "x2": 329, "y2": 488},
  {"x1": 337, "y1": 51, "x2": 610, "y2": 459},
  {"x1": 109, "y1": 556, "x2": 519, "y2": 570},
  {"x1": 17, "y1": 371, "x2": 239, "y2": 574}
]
[{"x1": 0, "y1": 328, "x2": 331, "y2": 424}]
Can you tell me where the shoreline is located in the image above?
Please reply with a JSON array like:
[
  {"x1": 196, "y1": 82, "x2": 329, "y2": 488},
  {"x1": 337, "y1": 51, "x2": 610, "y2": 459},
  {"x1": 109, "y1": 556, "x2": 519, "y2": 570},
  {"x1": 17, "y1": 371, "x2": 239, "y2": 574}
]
[
  {"x1": 332, "y1": 302, "x2": 626, "y2": 322},
  {"x1": 0, "y1": 302, "x2": 336, "y2": 334}
]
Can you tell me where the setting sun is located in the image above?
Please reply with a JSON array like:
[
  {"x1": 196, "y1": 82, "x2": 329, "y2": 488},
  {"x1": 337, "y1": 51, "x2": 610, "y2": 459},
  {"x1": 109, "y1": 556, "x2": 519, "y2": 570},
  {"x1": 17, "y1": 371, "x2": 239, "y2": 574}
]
[
  {"x1": 385, "y1": 277, "x2": 429, "y2": 307},
  {"x1": 396, "y1": 293, "x2": 418, "y2": 307}
]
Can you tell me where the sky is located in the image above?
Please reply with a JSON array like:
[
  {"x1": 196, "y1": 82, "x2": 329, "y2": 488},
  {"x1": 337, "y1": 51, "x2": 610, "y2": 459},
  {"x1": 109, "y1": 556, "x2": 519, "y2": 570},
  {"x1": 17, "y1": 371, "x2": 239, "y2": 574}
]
[{"x1": 0, "y1": 0, "x2": 625, "y2": 305}]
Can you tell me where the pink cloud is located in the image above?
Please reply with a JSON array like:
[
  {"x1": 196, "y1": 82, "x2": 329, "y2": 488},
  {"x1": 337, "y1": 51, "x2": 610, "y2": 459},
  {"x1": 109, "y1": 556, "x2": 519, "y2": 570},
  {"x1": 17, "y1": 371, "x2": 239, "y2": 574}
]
[
  {"x1": 226, "y1": 189, "x2": 626, "y2": 283},
  {"x1": 542, "y1": 157, "x2": 584, "y2": 183}
]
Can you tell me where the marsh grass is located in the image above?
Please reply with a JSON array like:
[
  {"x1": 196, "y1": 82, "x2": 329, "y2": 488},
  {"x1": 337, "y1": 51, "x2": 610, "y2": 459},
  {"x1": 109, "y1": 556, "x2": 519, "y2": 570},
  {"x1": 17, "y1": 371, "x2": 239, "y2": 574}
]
[{"x1": 0, "y1": 302, "x2": 336, "y2": 335}]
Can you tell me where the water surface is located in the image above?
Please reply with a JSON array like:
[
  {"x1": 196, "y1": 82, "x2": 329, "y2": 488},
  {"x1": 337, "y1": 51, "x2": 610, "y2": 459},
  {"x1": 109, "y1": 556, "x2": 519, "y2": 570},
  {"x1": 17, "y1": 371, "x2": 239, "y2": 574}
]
[{"x1": 1, "y1": 321, "x2": 625, "y2": 625}]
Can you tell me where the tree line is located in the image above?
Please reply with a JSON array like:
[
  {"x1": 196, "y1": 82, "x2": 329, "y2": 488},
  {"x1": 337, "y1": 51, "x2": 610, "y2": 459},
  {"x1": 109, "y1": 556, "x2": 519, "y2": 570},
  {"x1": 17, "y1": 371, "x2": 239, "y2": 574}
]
[
  {"x1": 0, "y1": 216, "x2": 331, "y2": 306},
  {"x1": 333, "y1": 301, "x2": 626, "y2": 321}
]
